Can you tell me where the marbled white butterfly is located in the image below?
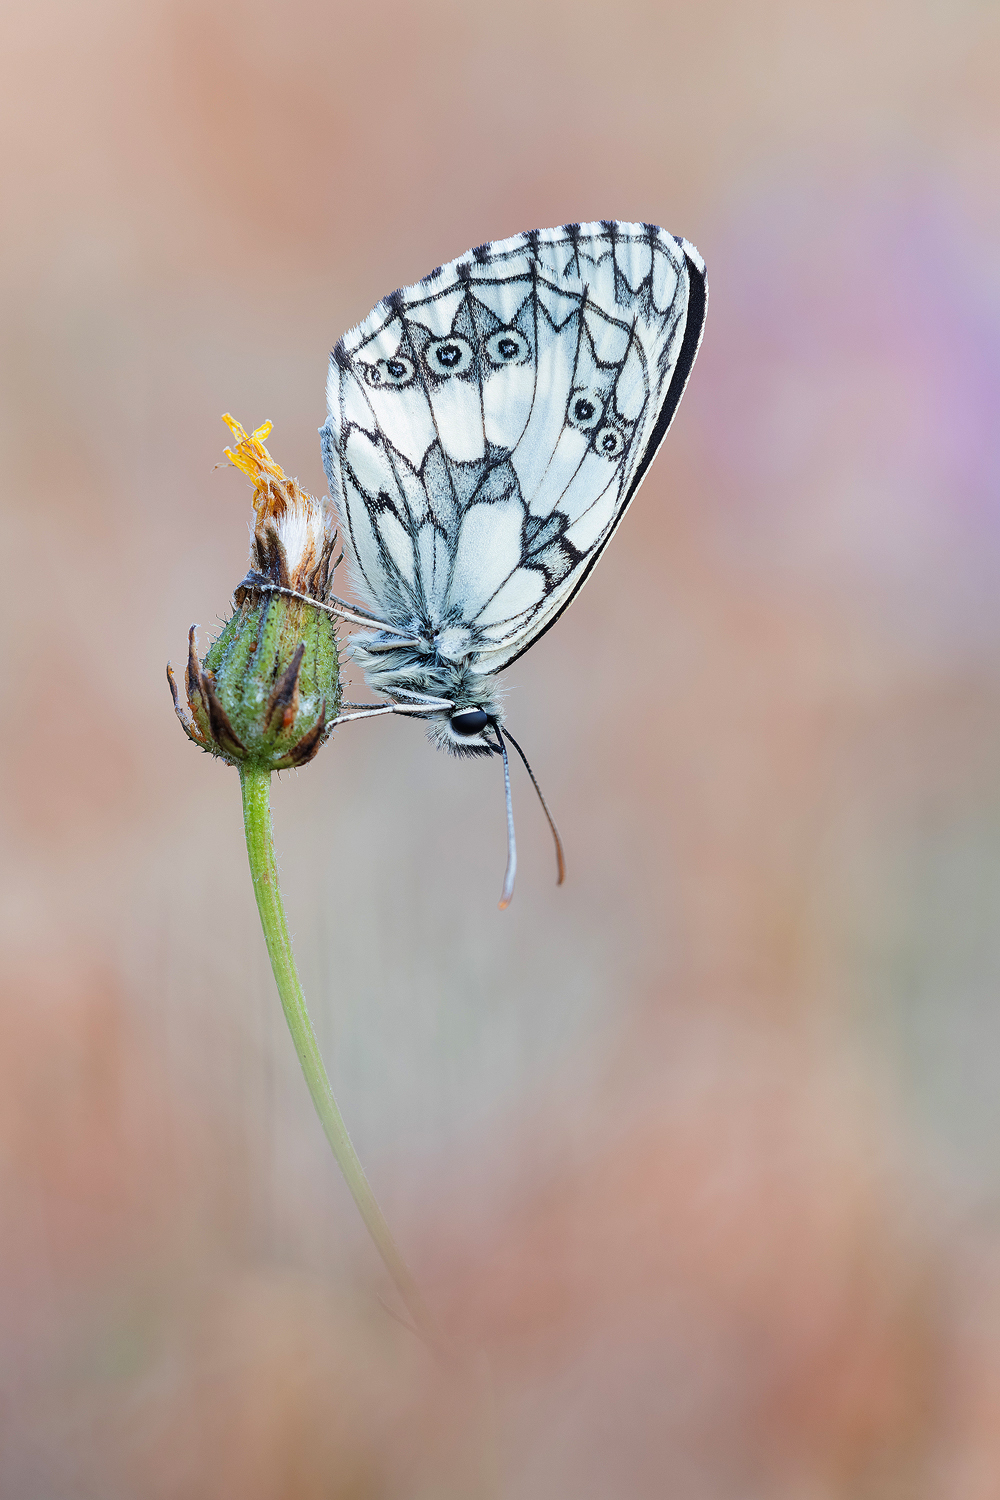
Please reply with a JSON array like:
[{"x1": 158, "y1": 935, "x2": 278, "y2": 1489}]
[{"x1": 275, "y1": 222, "x2": 706, "y2": 905}]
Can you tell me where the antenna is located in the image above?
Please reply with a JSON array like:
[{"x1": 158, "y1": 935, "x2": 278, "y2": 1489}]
[
  {"x1": 489, "y1": 729, "x2": 517, "y2": 910},
  {"x1": 497, "y1": 725, "x2": 566, "y2": 887}
]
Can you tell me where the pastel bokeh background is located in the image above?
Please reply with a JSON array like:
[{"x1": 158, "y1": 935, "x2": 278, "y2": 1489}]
[{"x1": 4, "y1": 0, "x2": 1000, "y2": 1493}]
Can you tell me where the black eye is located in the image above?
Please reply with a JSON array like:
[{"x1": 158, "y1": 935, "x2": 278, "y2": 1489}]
[
  {"x1": 594, "y1": 424, "x2": 626, "y2": 458},
  {"x1": 426, "y1": 335, "x2": 474, "y2": 376},
  {"x1": 567, "y1": 388, "x2": 603, "y2": 431},
  {"x1": 485, "y1": 329, "x2": 529, "y2": 365},
  {"x1": 380, "y1": 355, "x2": 414, "y2": 386},
  {"x1": 451, "y1": 709, "x2": 489, "y2": 736}
]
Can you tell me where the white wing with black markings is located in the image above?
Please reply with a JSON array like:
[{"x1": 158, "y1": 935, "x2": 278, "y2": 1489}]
[{"x1": 321, "y1": 220, "x2": 707, "y2": 674}]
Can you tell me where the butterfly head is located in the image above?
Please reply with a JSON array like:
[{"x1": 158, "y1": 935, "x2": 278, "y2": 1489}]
[
  {"x1": 441, "y1": 705, "x2": 495, "y2": 756},
  {"x1": 359, "y1": 644, "x2": 505, "y2": 757},
  {"x1": 427, "y1": 697, "x2": 503, "y2": 758}
]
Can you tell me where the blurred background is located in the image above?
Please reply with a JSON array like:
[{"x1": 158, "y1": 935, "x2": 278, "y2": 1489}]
[{"x1": 3, "y1": 0, "x2": 1000, "y2": 1494}]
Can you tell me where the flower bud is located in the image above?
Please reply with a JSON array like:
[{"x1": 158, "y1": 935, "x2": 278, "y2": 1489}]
[{"x1": 168, "y1": 417, "x2": 342, "y2": 770}]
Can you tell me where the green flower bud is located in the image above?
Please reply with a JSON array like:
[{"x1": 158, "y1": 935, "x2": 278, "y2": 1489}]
[{"x1": 168, "y1": 417, "x2": 342, "y2": 771}]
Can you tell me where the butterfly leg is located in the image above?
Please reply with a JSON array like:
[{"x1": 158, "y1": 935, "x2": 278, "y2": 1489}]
[
  {"x1": 240, "y1": 574, "x2": 414, "y2": 637},
  {"x1": 330, "y1": 705, "x2": 405, "y2": 725},
  {"x1": 357, "y1": 636, "x2": 425, "y2": 652},
  {"x1": 389, "y1": 687, "x2": 455, "y2": 708},
  {"x1": 330, "y1": 699, "x2": 453, "y2": 727}
]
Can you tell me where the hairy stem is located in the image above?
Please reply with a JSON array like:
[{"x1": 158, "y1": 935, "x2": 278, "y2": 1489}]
[{"x1": 239, "y1": 765, "x2": 439, "y2": 1350}]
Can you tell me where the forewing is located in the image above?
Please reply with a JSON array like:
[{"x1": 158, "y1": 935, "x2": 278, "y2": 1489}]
[{"x1": 322, "y1": 221, "x2": 707, "y2": 662}]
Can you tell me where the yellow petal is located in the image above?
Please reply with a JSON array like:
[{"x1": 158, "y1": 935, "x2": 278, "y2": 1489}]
[{"x1": 221, "y1": 413, "x2": 286, "y2": 486}]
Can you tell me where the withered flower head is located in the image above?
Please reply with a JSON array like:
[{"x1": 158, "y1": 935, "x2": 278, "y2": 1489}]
[
  {"x1": 168, "y1": 417, "x2": 342, "y2": 771},
  {"x1": 224, "y1": 414, "x2": 338, "y2": 602}
]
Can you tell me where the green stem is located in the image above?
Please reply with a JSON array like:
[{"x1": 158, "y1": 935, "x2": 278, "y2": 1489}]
[{"x1": 239, "y1": 764, "x2": 440, "y2": 1351}]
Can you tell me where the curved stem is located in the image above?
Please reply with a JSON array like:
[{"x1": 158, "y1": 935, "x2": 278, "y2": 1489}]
[{"x1": 239, "y1": 765, "x2": 440, "y2": 1352}]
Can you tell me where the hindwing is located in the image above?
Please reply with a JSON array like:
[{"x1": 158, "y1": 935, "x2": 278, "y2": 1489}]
[{"x1": 321, "y1": 221, "x2": 707, "y2": 672}]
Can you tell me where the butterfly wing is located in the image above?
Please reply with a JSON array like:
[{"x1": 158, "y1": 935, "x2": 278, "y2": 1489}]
[{"x1": 322, "y1": 221, "x2": 707, "y2": 668}]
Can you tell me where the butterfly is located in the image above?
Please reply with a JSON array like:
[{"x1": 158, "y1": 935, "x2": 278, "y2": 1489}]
[{"x1": 279, "y1": 222, "x2": 705, "y2": 905}]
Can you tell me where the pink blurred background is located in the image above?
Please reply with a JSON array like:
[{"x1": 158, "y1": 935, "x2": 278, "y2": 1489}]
[{"x1": 4, "y1": 0, "x2": 1000, "y2": 1493}]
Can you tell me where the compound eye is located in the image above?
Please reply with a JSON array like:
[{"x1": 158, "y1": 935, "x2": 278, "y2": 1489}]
[
  {"x1": 450, "y1": 708, "x2": 489, "y2": 736},
  {"x1": 379, "y1": 354, "x2": 415, "y2": 387},
  {"x1": 594, "y1": 424, "x2": 626, "y2": 459},
  {"x1": 425, "y1": 335, "x2": 474, "y2": 376},
  {"x1": 485, "y1": 329, "x2": 529, "y2": 365}
]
